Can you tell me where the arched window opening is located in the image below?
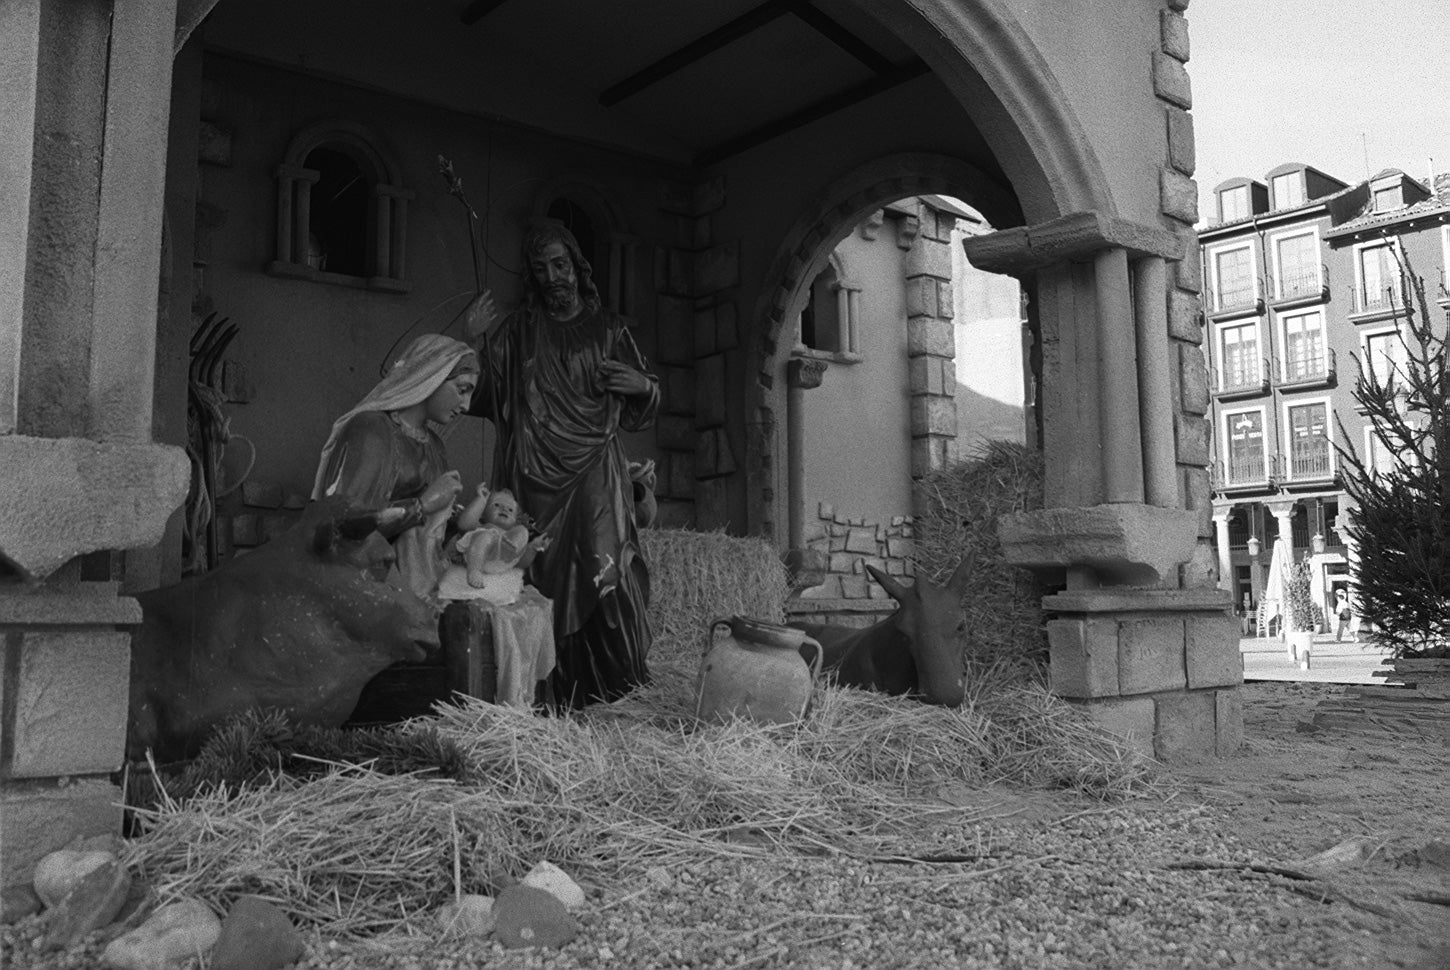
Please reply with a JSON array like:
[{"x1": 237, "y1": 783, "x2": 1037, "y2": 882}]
[
  {"x1": 304, "y1": 146, "x2": 370, "y2": 277},
  {"x1": 268, "y1": 122, "x2": 411, "y2": 292},
  {"x1": 793, "y1": 256, "x2": 858, "y2": 360}
]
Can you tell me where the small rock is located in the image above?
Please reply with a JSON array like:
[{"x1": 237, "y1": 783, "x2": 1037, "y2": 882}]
[
  {"x1": 42, "y1": 858, "x2": 132, "y2": 950},
  {"x1": 102, "y1": 897, "x2": 221, "y2": 970},
  {"x1": 521, "y1": 860, "x2": 585, "y2": 911},
  {"x1": 34, "y1": 848, "x2": 117, "y2": 909},
  {"x1": 437, "y1": 894, "x2": 495, "y2": 938},
  {"x1": 493, "y1": 884, "x2": 578, "y2": 949},
  {"x1": 210, "y1": 896, "x2": 304, "y2": 970}
]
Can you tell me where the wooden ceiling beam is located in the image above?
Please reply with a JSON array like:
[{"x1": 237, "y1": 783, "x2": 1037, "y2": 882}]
[
  {"x1": 459, "y1": 0, "x2": 511, "y2": 26},
  {"x1": 599, "y1": 0, "x2": 794, "y2": 107},
  {"x1": 787, "y1": 1, "x2": 894, "y2": 75},
  {"x1": 694, "y1": 57, "x2": 929, "y2": 168}
]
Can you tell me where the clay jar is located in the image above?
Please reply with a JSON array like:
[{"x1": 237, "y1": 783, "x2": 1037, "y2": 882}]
[{"x1": 694, "y1": 616, "x2": 822, "y2": 726}]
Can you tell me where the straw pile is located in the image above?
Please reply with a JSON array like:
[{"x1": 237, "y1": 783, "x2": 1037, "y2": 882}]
[
  {"x1": 639, "y1": 527, "x2": 791, "y2": 652},
  {"x1": 913, "y1": 440, "x2": 1048, "y2": 679},
  {"x1": 122, "y1": 524, "x2": 1152, "y2": 941}
]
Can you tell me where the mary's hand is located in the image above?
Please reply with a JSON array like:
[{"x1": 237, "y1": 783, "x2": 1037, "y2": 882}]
[
  {"x1": 419, "y1": 471, "x2": 463, "y2": 513},
  {"x1": 463, "y1": 290, "x2": 499, "y2": 343}
]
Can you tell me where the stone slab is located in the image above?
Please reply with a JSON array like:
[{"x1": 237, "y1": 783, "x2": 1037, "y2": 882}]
[
  {"x1": 1215, "y1": 687, "x2": 1245, "y2": 756},
  {"x1": 1069, "y1": 696, "x2": 1155, "y2": 760},
  {"x1": 1166, "y1": 105, "x2": 1196, "y2": 177},
  {"x1": 1047, "y1": 618, "x2": 1119, "y2": 698},
  {"x1": 1118, "y1": 618, "x2": 1187, "y2": 695},
  {"x1": 961, "y1": 211, "x2": 1184, "y2": 276},
  {"x1": 906, "y1": 318, "x2": 954, "y2": 358},
  {"x1": 1160, "y1": 9, "x2": 1190, "y2": 62},
  {"x1": 1168, "y1": 287, "x2": 1202, "y2": 342},
  {"x1": 8, "y1": 631, "x2": 130, "y2": 777},
  {"x1": 1174, "y1": 412, "x2": 1210, "y2": 465},
  {"x1": 1154, "y1": 690, "x2": 1217, "y2": 762},
  {"x1": 1178, "y1": 343, "x2": 1209, "y2": 415},
  {"x1": 998, "y1": 503, "x2": 1200, "y2": 587},
  {"x1": 1186, "y1": 614, "x2": 1244, "y2": 689},
  {"x1": 1151, "y1": 51, "x2": 1192, "y2": 110},
  {"x1": 0, "y1": 587, "x2": 139, "y2": 626},
  {"x1": 1160, "y1": 168, "x2": 1199, "y2": 225},
  {"x1": 1043, "y1": 587, "x2": 1232, "y2": 615},
  {"x1": 0, "y1": 436, "x2": 189, "y2": 581}
]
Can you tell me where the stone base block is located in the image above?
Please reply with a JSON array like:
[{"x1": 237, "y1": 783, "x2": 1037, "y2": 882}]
[
  {"x1": 1070, "y1": 695, "x2": 1155, "y2": 760},
  {"x1": 1, "y1": 778, "x2": 123, "y2": 921},
  {"x1": 4, "y1": 631, "x2": 131, "y2": 778},
  {"x1": 998, "y1": 503, "x2": 1199, "y2": 586}
]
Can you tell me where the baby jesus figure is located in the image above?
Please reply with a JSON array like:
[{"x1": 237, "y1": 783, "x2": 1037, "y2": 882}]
[{"x1": 455, "y1": 486, "x2": 550, "y2": 588}]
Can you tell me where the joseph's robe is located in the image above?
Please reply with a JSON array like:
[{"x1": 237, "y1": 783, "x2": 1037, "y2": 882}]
[{"x1": 470, "y1": 303, "x2": 659, "y2": 705}]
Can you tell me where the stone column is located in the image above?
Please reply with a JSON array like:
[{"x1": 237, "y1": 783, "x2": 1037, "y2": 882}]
[
  {"x1": 0, "y1": 0, "x2": 188, "y2": 919},
  {"x1": 904, "y1": 201, "x2": 957, "y2": 483},
  {"x1": 1266, "y1": 499, "x2": 1297, "y2": 552},
  {"x1": 1212, "y1": 506, "x2": 1234, "y2": 592},
  {"x1": 784, "y1": 357, "x2": 828, "y2": 588},
  {"x1": 964, "y1": 211, "x2": 1241, "y2": 763}
]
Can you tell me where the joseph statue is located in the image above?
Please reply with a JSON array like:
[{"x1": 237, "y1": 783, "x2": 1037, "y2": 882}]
[{"x1": 466, "y1": 220, "x2": 659, "y2": 707}]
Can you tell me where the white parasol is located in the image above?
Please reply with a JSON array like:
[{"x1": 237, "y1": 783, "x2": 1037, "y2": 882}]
[{"x1": 1259, "y1": 536, "x2": 1291, "y2": 635}]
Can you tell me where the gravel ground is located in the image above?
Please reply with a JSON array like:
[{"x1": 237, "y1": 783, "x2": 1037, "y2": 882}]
[{"x1": 5, "y1": 682, "x2": 1448, "y2": 969}]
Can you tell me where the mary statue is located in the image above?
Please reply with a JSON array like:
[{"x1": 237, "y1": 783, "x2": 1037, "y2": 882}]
[{"x1": 312, "y1": 333, "x2": 477, "y2": 600}]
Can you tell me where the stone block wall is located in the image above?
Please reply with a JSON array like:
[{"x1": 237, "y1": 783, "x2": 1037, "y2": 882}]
[
  {"x1": 788, "y1": 502, "x2": 913, "y2": 630},
  {"x1": 1047, "y1": 590, "x2": 1242, "y2": 760}
]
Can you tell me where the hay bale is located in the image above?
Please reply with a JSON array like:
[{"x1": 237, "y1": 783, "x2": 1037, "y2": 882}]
[
  {"x1": 640, "y1": 528, "x2": 790, "y2": 662},
  {"x1": 912, "y1": 440, "x2": 1047, "y2": 680}
]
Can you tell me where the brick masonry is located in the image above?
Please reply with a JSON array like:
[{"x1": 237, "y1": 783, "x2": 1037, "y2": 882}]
[{"x1": 796, "y1": 502, "x2": 916, "y2": 609}]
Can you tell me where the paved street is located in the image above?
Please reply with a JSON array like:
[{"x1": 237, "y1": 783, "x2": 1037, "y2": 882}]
[{"x1": 1239, "y1": 632, "x2": 1393, "y2": 684}]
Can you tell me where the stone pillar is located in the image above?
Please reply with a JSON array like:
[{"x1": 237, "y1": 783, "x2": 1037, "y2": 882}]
[
  {"x1": 904, "y1": 200, "x2": 957, "y2": 483},
  {"x1": 964, "y1": 210, "x2": 1241, "y2": 762},
  {"x1": 1266, "y1": 499, "x2": 1297, "y2": 551},
  {"x1": 0, "y1": 0, "x2": 188, "y2": 919},
  {"x1": 1212, "y1": 507, "x2": 1234, "y2": 592},
  {"x1": 784, "y1": 357, "x2": 828, "y2": 588}
]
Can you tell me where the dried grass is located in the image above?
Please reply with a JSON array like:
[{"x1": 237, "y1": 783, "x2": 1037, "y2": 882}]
[
  {"x1": 122, "y1": 520, "x2": 1152, "y2": 941},
  {"x1": 913, "y1": 440, "x2": 1048, "y2": 678}
]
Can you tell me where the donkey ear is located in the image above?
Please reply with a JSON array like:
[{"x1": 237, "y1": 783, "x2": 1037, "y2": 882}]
[
  {"x1": 944, "y1": 551, "x2": 975, "y2": 597},
  {"x1": 865, "y1": 564, "x2": 911, "y2": 602}
]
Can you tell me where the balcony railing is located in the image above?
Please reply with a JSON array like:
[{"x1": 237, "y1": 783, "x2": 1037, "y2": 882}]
[
  {"x1": 1355, "y1": 283, "x2": 1403, "y2": 315},
  {"x1": 1287, "y1": 439, "x2": 1334, "y2": 480},
  {"x1": 1214, "y1": 453, "x2": 1272, "y2": 489},
  {"x1": 1213, "y1": 279, "x2": 1262, "y2": 315},
  {"x1": 1278, "y1": 347, "x2": 1336, "y2": 387},
  {"x1": 1211, "y1": 356, "x2": 1271, "y2": 399},
  {"x1": 1273, "y1": 264, "x2": 1328, "y2": 304}
]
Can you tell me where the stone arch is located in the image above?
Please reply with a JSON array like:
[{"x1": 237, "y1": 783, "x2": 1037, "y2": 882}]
[
  {"x1": 280, "y1": 119, "x2": 401, "y2": 187},
  {"x1": 861, "y1": 0, "x2": 1116, "y2": 225},
  {"x1": 745, "y1": 153, "x2": 1017, "y2": 538}
]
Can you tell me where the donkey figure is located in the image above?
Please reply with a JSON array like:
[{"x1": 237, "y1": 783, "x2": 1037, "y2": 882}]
[{"x1": 791, "y1": 554, "x2": 974, "y2": 706}]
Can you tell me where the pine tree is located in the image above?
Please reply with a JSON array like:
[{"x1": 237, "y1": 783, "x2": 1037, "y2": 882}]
[{"x1": 1335, "y1": 253, "x2": 1450, "y2": 657}]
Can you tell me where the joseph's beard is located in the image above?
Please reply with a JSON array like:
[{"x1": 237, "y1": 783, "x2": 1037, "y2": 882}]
[{"x1": 544, "y1": 285, "x2": 578, "y2": 314}]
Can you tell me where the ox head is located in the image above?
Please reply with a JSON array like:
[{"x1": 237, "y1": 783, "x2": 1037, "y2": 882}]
[{"x1": 865, "y1": 552, "x2": 974, "y2": 706}]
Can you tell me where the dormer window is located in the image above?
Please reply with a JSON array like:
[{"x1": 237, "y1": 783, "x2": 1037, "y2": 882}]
[
  {"x1": 1220, "y1": 184, "x2": 1250, "y2": 223},
  {"x1": 1373, "y1": 185, "x2": 1402, "y2": 213},
  {"x1": 1271, "y1": 171, "x2": 1305, "y2": 209}
]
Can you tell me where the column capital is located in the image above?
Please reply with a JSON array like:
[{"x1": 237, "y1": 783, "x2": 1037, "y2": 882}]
[
  {"x1": 786, "y1": 356, "x2": 827, "y2": 391},
  {"x1": 961, "y1": 210, "x2": 1184, "y2": 276}
]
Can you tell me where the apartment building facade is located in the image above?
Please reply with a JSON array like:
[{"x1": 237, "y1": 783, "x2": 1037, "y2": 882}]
[{"x1": 1202, "y1": 162, "x2": 1450, "y2": 627}]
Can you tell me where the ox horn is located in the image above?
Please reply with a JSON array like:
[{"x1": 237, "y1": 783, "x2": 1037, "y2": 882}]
[
  {"x1": 864, "y1": 564, "x2": 911, "y2": 602},
  {"x1": 945, "y1": 551, "x2": 976, "y2": 597}
]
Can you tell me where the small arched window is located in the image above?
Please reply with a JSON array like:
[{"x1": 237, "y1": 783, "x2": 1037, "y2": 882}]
[
  {"x1": 268, "y1": 122, "x2": 411, "y2": 292},
  {"x1": 796, "y1": 254, "x2": 860, "y2": 360}
]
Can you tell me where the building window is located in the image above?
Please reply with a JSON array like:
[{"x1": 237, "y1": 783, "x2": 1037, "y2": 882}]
[
  {"x1": 1224, "y1": 409, "x2": 1267, "y2": 484},
  {"x1": 1220, "y1": 185, "x2": 1250, "y2": 223},
  {"x1": 1273, "y1": 231, "x2": 1320, "y2": 300},
  {"x1": 797, "y1": 258, "x2": 860, "y2": 357},
  {"x1": 1213, "y1": 245, "x2": 1255, "y2": 311},
  {"x1": 1363, "y1": 424, "x2": 1398, "y2": 478},
  {"x1": 1373, "y1": 186, "x2": 1401, "y2": 212},
  {"x1": 1271, "y1": 172, "x2": 1305, "y2": 209},
  {"x1": 1218, "y1": 321, "x2": 1261, "y2": 391},
  {"x1": 1281, "y1": 310, "x2": 1327, "y2": 382},
  {"x1": 1286, "y1": 401, "x2": 1332, "y2": 479},
  {"x1": 268, "y1": 121, "x2": 411, "y2": 291},
  {"x1": 1362, "y1": 326, "x2": 1408, "y2": 386},
  {"x1": 1357, "y1": 243, "x2": 1398, "y2": 312}
]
